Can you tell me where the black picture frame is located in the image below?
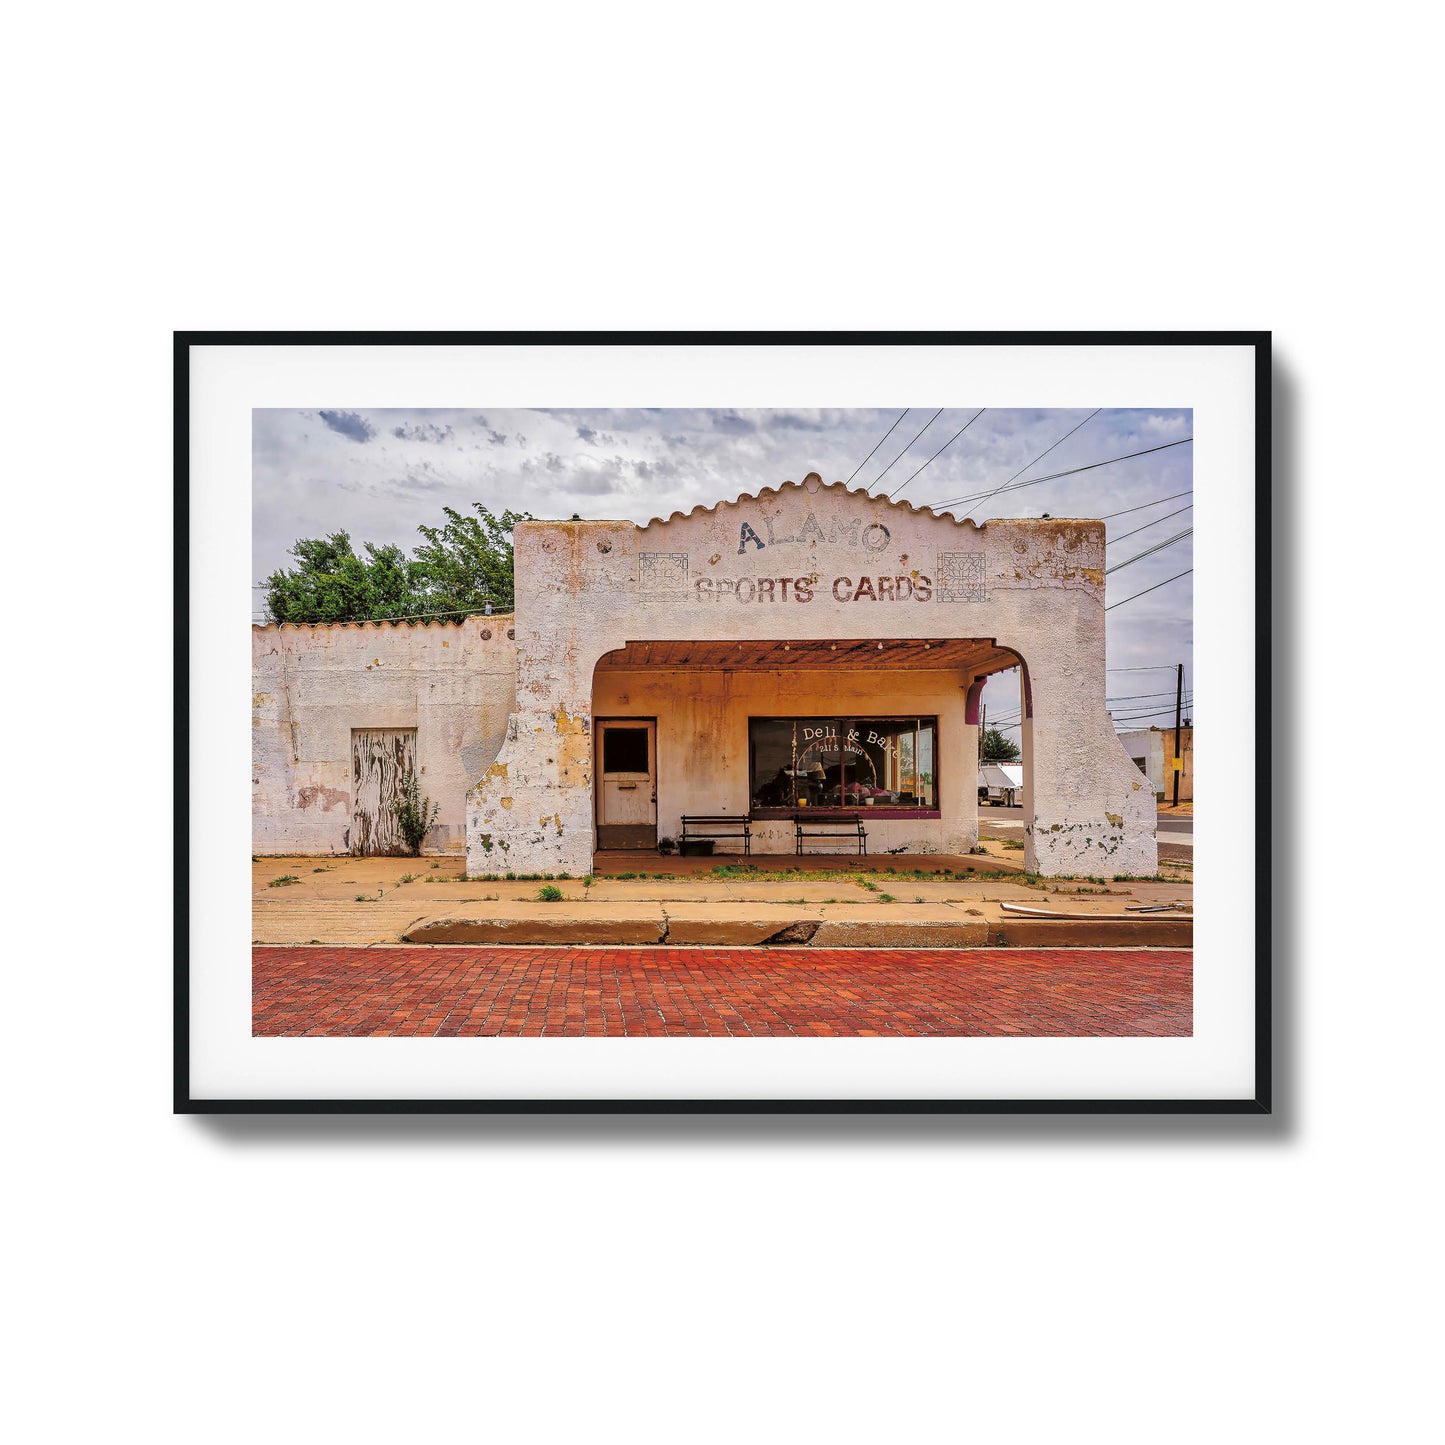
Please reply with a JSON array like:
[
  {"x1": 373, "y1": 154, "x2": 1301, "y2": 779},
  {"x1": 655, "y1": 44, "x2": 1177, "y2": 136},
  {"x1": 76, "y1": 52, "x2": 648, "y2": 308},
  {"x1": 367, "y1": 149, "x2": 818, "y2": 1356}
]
[{"x1": 176, "y1": 330, "x2": 1270, "y2": 1115}]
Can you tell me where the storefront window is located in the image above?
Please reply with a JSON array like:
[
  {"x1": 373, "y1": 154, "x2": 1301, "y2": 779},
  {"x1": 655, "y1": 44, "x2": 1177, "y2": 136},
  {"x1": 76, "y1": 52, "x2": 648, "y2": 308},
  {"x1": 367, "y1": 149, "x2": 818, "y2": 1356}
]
[{"x1": 748, "y1": 717, "x2": 938, "y2": 813}]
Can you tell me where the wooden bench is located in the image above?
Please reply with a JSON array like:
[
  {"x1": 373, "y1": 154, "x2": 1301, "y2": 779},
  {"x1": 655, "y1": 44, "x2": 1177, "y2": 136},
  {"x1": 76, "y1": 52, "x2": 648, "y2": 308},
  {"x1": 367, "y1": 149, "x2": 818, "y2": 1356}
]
[
  {"x1": 792, "y1": 812, "x2": 868, "y2": 855},
  {"x1": 679, "y1": 814, "x2": 752, "y2": 856}
]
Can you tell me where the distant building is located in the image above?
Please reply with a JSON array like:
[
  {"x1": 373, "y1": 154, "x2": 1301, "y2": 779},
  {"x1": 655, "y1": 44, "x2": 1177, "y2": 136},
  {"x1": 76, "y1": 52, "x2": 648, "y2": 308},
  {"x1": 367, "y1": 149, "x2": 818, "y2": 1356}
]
[{"x1": 1115, "y1": 724, "x2": 1193, "y2": 802}]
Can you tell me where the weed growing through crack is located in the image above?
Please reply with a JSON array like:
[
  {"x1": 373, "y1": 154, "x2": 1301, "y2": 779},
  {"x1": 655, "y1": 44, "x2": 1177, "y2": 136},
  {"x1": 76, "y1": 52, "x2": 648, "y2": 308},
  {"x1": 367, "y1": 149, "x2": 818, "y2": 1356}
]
[
  {"x1": 878, "y1": 892, "x2": 896, "y2": 903},
  {"x1": 536, "y1": 884, "x2": 564, "y2": 902},
  {"x1": 268, "y1": 875, "x2": 300, "y2": 888},
  {"x1": 398, "y1": 874, "x2": 417, "y2": 885},
  {"x1": 582, "y1": 875, "x2": 595, "y2": 888}
]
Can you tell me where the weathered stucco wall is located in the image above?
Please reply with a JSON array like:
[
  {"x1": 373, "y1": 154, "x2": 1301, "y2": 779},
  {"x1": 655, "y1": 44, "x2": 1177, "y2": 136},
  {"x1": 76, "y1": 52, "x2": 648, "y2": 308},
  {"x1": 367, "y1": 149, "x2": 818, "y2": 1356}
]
[
  {"x1": 253, "y1": 617, "x2": 516, "y2": 855},
  {"x1": 466, "y1": 475, "x2": 1156, "y2": 877},
  {"x1": 593, "y1": 668, "x2": 975, "y2": 856}
]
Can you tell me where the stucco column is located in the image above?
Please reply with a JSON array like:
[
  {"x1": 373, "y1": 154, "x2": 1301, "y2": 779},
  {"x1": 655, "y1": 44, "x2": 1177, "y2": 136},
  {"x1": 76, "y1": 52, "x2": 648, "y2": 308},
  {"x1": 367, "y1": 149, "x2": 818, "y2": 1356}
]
[
  {"x1": 465, "y1": 521, "x2": 631, "y2": 877},
  {"x1": 1020, "y1": 649, "x2": 1157, "y2": 877}
]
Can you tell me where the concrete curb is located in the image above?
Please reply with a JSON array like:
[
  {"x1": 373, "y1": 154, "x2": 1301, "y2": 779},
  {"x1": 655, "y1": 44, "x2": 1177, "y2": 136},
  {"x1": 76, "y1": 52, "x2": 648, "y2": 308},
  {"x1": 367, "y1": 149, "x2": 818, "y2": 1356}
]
[{"x1": 398, "y1": 903, "x2": 1190, "y2": 949}]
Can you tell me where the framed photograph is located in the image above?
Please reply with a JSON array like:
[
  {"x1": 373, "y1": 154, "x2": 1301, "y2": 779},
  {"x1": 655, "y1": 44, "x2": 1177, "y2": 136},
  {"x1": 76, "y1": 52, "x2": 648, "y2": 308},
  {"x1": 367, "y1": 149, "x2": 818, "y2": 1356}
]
[{"x1": 178, "y1": 331, "x2": 1268, "y2": 1113}]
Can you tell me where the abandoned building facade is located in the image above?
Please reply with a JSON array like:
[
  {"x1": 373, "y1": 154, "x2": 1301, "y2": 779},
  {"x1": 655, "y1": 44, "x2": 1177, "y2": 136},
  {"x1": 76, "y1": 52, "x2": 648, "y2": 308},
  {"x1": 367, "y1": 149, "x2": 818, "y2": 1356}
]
[{"x1": 252, "y1": 475, "x2": 1158, "y2": 877}]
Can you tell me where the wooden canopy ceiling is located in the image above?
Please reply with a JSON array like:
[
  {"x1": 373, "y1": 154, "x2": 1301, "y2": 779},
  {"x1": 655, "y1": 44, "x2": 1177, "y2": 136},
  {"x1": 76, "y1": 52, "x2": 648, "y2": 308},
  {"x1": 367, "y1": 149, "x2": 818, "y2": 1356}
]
[{"x1": 595, "y1": 637, "x2": 1018, "y2": 674}]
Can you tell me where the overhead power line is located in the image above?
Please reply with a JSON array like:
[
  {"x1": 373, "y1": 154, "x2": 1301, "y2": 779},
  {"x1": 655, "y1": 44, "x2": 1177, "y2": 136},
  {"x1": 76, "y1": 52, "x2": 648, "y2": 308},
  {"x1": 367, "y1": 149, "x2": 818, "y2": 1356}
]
[
  {"x1": 1105, "y1": 568, "x2": 1193, "y2": 612},
  {"x1": 1104, "y1": 528, "x2": 1193, "y2": 575},
  {"x1": 845, "y1": 409, "x2": 909, "y2": 485},
  {"x1": 1099, "y1": 488, "x2": 1193, "y2": 521},
  {"x1": 988, "y1": 690, "x2": 1193, "y2": 728},
  {"x1": 889, "y1": 410, "x2": 986, "y2": 499},
  {"x1": 1108, "y1": 665, "x2": 1182, "y2": 673},
  {"x1": 1107, "y1": 504, "x2": 1194, "y2": 546},
  {"x1": 1110, "y1": 704, "x2": 1196, "y2": 722},
  {"x1": 935, "y1": 437, "x2": 1194, "y2": 513},
  {"x1": 865, "y1": 408, "x2": 943, "y2": 492},
  {"x1": 953, "y1": 409, "x2": 1101, "y2": 520}
]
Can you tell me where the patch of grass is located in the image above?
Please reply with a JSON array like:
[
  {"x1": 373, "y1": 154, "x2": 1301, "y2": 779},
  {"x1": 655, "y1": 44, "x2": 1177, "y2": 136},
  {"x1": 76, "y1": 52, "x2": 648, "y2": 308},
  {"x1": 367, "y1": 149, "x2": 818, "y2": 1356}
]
[
  {"x1": 268, "y1": 875, "x2": 300, "y2": 888},
  {"x1": 914, "y1": 896, "x2": 924, "y2": 903},
  {"x1": 430, "y1": 861, "x2": 440, "y2": 870},
  {"x1": 710, "y1": 863, "x2": 761, "y2": 879},
  {"x1": 582, "y1": 875, "x2": 595, "y2": 888},
  {"x1": 878, "y1": 892, "x2": 896, "y2": 903},
  {"x1": 858, "y1": 879, "x2": 880, "y2": 892},
  {"x1": 617, "y1": 871, "x2": 638, "y2": 880},
  {"x1": 784, "y1": 897, "x2": 806, "y2": 905},
  {"x1": 557, "y1": 872, "x2": 571, "y2": 880},
  {"x1": 504, "y1": 872, "x2": 516, "y2": 880},
  {"x1": 1001, "y1": 839, "x2": 1025, "y2": 851},
  {"x1": 536, "y1": 884, "x2": 564, "y2": 902},
  {"x1": 354, "y1": 894, "x2": 372, "y2": 903},
  {"x1": 973, "y1": 869, "x2": 1046, "y2": 887},
  {"x1": 397, "y1": 873, "x2": 417, "y2": 885}
]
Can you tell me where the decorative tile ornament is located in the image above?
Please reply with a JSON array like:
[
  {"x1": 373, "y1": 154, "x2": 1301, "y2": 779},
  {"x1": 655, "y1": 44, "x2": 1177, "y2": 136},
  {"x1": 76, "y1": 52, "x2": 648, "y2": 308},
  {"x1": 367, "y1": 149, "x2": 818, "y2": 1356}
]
[
  {"x1": 638, "y1": 552, "x2": 688, "y2": 592},
  {"x1": 937, "y1": 551, "x2": 987, "y2": 602}
]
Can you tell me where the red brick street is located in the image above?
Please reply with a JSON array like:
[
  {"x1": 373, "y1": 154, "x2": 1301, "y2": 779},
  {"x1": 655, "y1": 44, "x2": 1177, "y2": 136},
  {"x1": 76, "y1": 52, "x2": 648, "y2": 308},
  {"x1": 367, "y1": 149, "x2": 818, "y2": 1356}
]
[{"x1": 253, "y1": 946, "x2": 1192, "y2": 1038}]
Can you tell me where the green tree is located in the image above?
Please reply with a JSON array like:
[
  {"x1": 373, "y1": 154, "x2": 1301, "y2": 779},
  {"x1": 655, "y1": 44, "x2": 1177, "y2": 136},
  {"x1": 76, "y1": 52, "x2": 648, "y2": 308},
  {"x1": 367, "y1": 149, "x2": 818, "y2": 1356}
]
[
  {"x1": 262, "y1": 531, "x2": 423, "y2": 625},
  {"x1": 412, "y1": 503, "x2": 530, "y2": 616},
  {"x1": 261, "y1": 503, "x2": 529, "y2": 625},
  {"x1": 981, "y1": 728, "x2": 1021, "y2": 762}
]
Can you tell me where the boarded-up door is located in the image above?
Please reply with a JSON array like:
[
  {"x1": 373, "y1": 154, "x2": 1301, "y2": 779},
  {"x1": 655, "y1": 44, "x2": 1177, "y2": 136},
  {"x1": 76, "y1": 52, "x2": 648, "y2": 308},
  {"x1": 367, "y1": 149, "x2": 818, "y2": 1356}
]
[{"x1": 351, "y1": 728, "x2": 417, "y2": 855}]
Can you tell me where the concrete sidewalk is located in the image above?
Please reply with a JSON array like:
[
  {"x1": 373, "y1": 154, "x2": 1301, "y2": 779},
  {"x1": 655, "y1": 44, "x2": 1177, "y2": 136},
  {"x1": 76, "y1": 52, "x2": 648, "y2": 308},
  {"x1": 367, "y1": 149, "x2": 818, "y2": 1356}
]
[{"x1": 253, "y1": 841, "x2": 1192, "y2": 949}]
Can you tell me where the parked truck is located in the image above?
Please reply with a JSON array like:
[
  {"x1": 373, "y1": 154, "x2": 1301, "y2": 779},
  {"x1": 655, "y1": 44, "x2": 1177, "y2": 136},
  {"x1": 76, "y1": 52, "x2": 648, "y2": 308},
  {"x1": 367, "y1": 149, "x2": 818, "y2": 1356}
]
[{"x1": 977, "y1": 762, "x2": 1023, "y2": 807}]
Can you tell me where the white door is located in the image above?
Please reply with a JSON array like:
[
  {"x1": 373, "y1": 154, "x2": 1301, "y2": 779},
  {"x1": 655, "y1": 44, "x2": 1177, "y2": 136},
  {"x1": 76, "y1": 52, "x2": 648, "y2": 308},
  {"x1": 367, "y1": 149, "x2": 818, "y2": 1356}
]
[{"x1": 596, "y1": 720, "x2": 656, "y2": 849}]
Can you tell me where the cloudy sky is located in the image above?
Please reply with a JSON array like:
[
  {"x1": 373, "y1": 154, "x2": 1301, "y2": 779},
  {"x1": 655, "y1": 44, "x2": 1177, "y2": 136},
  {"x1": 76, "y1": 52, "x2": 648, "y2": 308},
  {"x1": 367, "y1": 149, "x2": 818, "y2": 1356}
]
[{"x1": 253, "y1": 407, "x2": 1194, "y2": 740}]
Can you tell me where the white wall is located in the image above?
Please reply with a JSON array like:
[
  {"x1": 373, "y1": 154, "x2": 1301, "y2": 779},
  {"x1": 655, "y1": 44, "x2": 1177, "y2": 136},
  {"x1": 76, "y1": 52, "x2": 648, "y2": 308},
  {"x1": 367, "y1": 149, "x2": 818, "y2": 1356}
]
[{"x1": 252, "y1": 617, "x2": 515, "y2": 854}]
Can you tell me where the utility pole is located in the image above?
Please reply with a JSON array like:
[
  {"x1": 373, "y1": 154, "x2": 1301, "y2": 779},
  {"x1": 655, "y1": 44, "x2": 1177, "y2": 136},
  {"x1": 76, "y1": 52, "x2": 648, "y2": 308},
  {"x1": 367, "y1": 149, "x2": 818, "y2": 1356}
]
[{"x1": 1172, "y1": 662, "x2": 1183, "y2": 807}]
